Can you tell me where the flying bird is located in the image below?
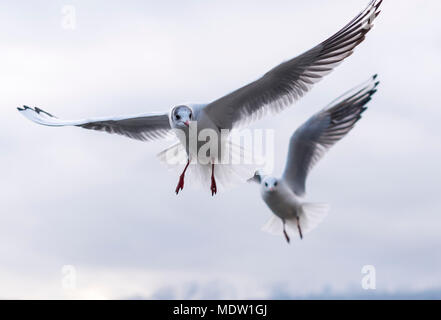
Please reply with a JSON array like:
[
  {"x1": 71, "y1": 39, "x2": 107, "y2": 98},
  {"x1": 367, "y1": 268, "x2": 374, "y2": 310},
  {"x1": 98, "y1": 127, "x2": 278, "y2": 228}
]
[
  {"x1": 249, "y1": 75, "x2": 379, "y2": 243},
  {"x1": 18, "y1": 0, "x2": 382, "y2": 196}
]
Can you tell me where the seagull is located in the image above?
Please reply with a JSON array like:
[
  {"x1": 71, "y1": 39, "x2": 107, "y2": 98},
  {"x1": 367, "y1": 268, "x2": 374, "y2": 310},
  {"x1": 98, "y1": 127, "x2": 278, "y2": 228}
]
[
  {"x1": 18, "y1": 0, "x2": 382, "y2": 196},
  {"x1": 249, "y1": 75, "x2": 379, "y2": 243}
]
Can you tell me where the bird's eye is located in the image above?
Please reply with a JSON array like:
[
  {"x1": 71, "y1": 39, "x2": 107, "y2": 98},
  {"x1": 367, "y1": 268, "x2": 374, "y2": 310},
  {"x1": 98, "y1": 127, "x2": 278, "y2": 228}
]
[
  {"x1": 265, "y1": 182, "x2": 268, "y2": 187},
  {"x1": 176, "y1": 115, "x2": 181, "y2": 120},
  {"x1": 274, "y1": 182, "x2": 278, "y2": 186}
]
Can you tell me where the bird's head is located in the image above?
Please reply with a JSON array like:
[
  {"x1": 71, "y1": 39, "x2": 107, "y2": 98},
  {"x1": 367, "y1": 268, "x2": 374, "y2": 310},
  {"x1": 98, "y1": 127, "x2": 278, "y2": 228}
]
[
  {"x1": 171, "y1": 105, "x2": 193, "y2": 129},
  {"x1": 261, "y1": 176, "x2": 279, "y2": 193}
]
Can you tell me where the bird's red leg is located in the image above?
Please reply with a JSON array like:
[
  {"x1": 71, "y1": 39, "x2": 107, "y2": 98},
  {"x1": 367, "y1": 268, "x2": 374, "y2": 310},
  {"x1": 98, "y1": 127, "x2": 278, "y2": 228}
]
[
  {"x1": 210, "y1": 163, "x2": 217, "y2": 196},
  {"x1": 296, "y1": 216, "x2": 303, "y2": 240},
  {"x1": 282, "y1": 219, "x2": 290, "y2": 244},
  {"x1": 175, "y1": 159, "x2": 190, "y2": 195}
]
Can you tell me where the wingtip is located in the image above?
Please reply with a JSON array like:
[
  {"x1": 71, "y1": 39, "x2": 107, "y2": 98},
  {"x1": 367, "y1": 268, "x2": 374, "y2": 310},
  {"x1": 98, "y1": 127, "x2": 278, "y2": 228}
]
[
  {"x1": 371, "y1": 0, "x2": 383, "y2": 10},
  {"x1": 366, "y1": 0, "x2": 382, "y2": 13},
  {"x1": 376, "y1": 0, "x2": 383, "y2": 9},
  {"x1": 18, "y1": 105, "x2": 29, "y2": 112}
]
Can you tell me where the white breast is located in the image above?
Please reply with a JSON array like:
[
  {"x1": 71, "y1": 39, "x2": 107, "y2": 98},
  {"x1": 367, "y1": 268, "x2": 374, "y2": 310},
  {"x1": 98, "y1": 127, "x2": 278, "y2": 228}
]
[
  {"x1": 178, "y1": 109, "x2": 225, "y2": 162},
  {"x1": 261, "y1": 181, "x2": 300, "y2": 219}
]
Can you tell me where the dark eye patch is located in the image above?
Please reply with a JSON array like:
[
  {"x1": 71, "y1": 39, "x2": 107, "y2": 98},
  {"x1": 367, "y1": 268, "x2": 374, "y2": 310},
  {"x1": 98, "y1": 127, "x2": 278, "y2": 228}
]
[{"x1": 176, "y1": 114, "x2": 181, "y2": 120}]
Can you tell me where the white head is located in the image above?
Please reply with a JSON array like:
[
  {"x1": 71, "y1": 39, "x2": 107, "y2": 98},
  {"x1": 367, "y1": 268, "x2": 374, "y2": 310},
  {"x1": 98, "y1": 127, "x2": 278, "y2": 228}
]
[
  {"x1": 171, "y1": 105, "x2": 193, "y2": 129},
  {"x1": 261, "y1": 176, "x2": 279, "y2": 193}
]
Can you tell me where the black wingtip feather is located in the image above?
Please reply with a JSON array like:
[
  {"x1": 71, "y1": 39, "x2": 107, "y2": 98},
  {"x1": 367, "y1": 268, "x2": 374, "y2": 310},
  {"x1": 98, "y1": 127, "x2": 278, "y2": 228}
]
[
  {"x1": 18, "y1": 105, "x2": 31, "y2": 112},
  {"x1": 16, "y1": 105, "x2": 57, "y2": 118}
]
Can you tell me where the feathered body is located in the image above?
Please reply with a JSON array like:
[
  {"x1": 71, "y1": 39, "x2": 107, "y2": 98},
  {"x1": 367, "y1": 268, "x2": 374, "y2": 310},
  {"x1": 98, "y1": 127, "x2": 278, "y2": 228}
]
[
  {"x1": 261, "y1": 178, "x2": 301, "y2": 220},
  {"x1": 252, "y1": 75, "x2": 379, "y2": 242}
]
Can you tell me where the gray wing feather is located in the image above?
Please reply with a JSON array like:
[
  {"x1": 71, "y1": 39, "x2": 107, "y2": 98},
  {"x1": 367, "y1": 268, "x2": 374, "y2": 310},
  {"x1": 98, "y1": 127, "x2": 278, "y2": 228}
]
[
  {"x1": 282, "y1": 75, "x2": 380, "y2": 196},
  {"x1": 248, "y1": 171, "x2": 264, "y2": 184},
  {"x1": 17, "y1": 106, "x2": 172, "y2": 142},
  {"x1": 204, "y1": 0, "x2": 382, "y2": 130}
]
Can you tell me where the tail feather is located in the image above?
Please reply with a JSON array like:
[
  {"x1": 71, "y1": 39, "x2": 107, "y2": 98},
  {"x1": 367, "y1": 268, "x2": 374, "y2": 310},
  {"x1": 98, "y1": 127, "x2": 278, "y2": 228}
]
[
  {"x1": 157, "y1": 140, "x2": 260, "y2": 192},
  {"x1": 291, "y1": 203, "x2": 329, "y2": 235},
  {"x1": 262, "y1": 203, "x2": 329, "y2": 240},
  {"x1": 261, "y1": 216, "x2": 284, "y2": 235},
  {"x1": 156, "y1": 142, "x2": 188, "y2": 168}
]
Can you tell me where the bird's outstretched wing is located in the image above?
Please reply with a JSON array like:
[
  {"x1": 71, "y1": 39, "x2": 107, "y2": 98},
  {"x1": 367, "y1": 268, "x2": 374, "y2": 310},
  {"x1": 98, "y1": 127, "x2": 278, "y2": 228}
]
[
  {"x1": 18, "y1": 106, "x2": 172, "y2": 142},
  {"x1": 248, "y1": 171, "x2": 263, "y2": 184},
  {"x1": 281, "y1": 75, "x2": 379, "y2": 196},
  {"x1": 204, "y1": 0, "x2": 382, "y2": 130}
]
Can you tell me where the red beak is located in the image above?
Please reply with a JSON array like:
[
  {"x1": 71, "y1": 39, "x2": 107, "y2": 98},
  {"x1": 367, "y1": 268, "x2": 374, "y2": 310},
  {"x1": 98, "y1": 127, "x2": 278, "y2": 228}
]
[{"x1": 184, "y1": 120, "x2": 190, "y2": 127}]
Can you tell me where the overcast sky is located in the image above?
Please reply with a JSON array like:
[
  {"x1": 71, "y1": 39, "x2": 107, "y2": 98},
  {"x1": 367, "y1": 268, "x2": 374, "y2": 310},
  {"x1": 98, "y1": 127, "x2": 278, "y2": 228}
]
[{"x1": 1, "y1": 0, "x2": 441, "y2": 299}]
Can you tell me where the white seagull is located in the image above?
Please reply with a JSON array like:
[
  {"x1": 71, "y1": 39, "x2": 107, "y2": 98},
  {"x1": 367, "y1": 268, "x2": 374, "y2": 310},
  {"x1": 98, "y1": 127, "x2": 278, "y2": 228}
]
[
  {"x1": 249, "y1": 75, "x2": 379, "y2": 243},
  {"x1": 18, "y1": 0, "x2": 382, "y2": 196}
]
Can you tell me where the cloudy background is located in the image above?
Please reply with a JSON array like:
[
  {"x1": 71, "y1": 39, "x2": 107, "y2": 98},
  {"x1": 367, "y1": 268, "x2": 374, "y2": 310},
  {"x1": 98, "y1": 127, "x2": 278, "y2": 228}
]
[{"x1": 1, "y1": 0, "x2": 440, "y2": 299}]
